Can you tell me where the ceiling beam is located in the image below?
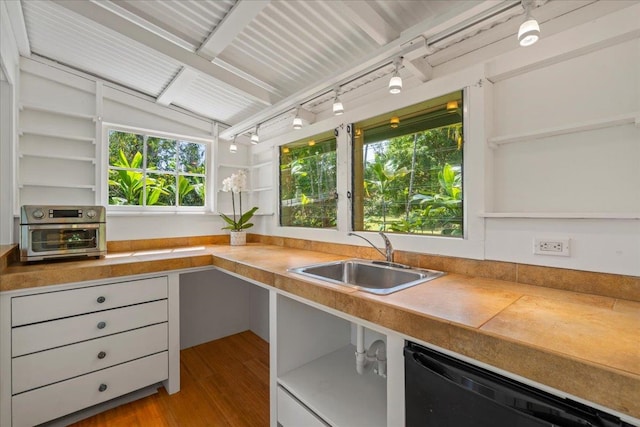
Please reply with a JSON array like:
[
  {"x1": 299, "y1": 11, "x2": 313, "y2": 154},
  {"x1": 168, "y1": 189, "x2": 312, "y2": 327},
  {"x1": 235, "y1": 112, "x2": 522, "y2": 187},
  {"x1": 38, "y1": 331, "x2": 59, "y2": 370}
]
[
  {"x1": 52, "y1": 0, "x2": 273, "y2": 106},
  {"x1": 156, "y1": 67, "x2": 199, "y2": 106},
  {"x1": 158, "y1": 0, "x2": 271, "y2": 107},
  {"x1": 336, "y1": 1, "x2": 399, "y2": 46},
  {"x1": 198, "y1": 0, "x2": 270, "y2": 59},
  {"x1": 5, "y1": 0, "x2": 31, "y2": 56}
]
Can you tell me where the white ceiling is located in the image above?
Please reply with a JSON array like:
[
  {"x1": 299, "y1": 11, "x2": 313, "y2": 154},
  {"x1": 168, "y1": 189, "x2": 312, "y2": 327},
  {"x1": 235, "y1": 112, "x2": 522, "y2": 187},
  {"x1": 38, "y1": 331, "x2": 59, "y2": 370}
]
[{"x1": 9, "y1": 0, "x2": 628, "y2": 141}]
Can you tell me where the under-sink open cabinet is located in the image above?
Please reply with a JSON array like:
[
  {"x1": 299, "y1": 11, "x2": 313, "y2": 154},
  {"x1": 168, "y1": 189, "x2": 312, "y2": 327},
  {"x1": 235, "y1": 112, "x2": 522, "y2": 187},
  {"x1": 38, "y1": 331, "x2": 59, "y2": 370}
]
[{"x1": 270, "y1": 291, "x2": 406, "y2": 427}]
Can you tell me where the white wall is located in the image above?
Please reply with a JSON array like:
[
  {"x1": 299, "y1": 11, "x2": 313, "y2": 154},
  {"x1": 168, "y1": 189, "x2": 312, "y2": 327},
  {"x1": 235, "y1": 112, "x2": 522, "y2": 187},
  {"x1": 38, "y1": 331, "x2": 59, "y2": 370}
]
[
  {"x1": 179, "y1": 269, "x2": 269, "y2": 349},
  {"x1": 0, "y1": 0, "x2": 19, "y2": 245}
]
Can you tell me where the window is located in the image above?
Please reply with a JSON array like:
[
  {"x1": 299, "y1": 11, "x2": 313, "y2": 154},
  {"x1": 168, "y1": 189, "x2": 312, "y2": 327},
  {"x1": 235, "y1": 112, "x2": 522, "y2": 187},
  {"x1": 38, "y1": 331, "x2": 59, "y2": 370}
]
[
  {"x1": 352, "y1": 90, "x2": 464, "y2": 236},
  {"x1": 107, "y1": 129, "x2": 207, "y2": 207},
  {"x1": 279, "y1": 130, "x2": 337, "y2": 228}
]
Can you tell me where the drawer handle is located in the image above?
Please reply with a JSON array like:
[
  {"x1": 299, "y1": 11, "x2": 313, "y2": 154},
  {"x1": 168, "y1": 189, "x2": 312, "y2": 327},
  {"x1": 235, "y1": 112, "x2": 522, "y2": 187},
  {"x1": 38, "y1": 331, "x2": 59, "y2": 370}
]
[
  {"x1": 97, "y1": 321, "x2": 107, "y2": 330},
  {"x1": 97, "y1": 351, "x2": 106, "y2": 359},
  {"x1": 98, "y1": 383, "x2": 108, "y2": 392},
  {"x1": 97, "y1": 296, "x2": 106, "y2": 304}
]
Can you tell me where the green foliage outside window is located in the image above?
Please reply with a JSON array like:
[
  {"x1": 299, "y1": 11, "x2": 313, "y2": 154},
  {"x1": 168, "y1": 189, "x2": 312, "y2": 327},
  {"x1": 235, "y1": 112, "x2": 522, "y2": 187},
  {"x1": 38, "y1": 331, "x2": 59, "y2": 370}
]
[
  {"x1": 279, "y1": 133, "x2": 337, "y2": 228},
  {"x1": 108, "y1": 130, "x2": 206, "y2": 207},
  {"x1": 359, "y1": 125, "x2": 463, "y2": 236}
]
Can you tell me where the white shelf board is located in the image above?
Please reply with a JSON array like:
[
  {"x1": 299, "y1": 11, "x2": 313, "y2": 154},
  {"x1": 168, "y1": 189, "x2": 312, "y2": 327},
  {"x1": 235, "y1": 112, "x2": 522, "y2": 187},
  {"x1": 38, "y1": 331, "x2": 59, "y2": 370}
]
[
  {"x1": 488, "y1": 111, "x2": 640, "y2": 148},
  {"x1": 19, "y1": 182, "x2": 96, "y2": 191},
  {"x1": 20, "y1": 103, "x2": 96, "y2": 121},
  {"x1": 218, "y1": 163, "x2": 248, "y2": 169},
  {"x1": 252, "y1": 186, "x2": 273, "y2": 192},
  {"x1": 278, "y1": 344, "x2": 386, "y2": 427},
  {"x1": 480, "y1": 212, "x2": 640, "y2": 220},
  {"x1": 19, "y1": 129, "x2": 95, "y2": 143},
  {"x1": 19, "y1": 152, "x2": 96, "y2": 163},
  {"x1": 252, "y1": 161, "x2": 272, "y2": 169}
]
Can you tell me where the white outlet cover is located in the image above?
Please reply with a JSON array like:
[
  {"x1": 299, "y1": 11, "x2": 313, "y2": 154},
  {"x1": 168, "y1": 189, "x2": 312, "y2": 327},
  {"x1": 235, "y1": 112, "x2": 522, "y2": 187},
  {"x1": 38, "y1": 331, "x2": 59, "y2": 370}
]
[{"x1": 534, "y1": 238, "x2": 571, "y2": 256}]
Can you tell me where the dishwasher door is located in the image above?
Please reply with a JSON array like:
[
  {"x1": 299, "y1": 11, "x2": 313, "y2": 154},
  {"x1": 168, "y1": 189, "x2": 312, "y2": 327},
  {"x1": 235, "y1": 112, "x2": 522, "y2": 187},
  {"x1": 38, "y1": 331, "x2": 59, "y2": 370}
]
[{"x1": 404, "y1": 342, "x2": 631, "y2": 427}]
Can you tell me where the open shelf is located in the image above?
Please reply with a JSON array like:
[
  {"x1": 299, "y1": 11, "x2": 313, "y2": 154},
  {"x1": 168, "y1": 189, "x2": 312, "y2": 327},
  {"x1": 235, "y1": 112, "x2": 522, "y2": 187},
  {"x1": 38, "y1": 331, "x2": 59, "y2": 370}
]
[
  {"x1": 488, "y1": 112, "x2": 640, "y2": 148},
  {"x1": 480, "y1": 212, "x2": 640, "y2": 220},
  {"x1": 278, "y1": 344, "x2": 386, "y2": 427},
  {"x1": 20, "y1": 103, "x2": 96, "y2": 121},
  {"x1": 19, "y1": 152, "x2": 96, "y2": 163},
  {"x1": 19, "y1": 129, "x2": 95, "y2": 143},
  {"x1": 19, "y1": 182, "x2": 96, "y2": 191}
]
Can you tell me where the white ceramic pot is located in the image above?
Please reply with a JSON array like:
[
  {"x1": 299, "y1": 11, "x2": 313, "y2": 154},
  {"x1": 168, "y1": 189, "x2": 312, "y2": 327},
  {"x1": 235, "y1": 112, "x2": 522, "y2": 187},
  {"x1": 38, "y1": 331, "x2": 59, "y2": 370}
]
[{"x1": 230, "y1": 230, "x2": 247, "y2": 246}]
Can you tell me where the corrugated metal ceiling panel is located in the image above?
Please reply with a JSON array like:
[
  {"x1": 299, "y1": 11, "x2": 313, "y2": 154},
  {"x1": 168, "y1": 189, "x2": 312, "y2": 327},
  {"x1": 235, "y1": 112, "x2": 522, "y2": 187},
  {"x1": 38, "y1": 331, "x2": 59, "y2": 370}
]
[
  {"x1": 111, "y1": 0, "x2": 235, "y2": 50},
  {"x1": 218, "y1": 0, "x2": 381, "y2": 94},
  {"x1": 171, "y1": 73, "x2": 264, "y2": 124},
  {"x1": 22, "y1": 1, "x2": 180, "y2": 97}
]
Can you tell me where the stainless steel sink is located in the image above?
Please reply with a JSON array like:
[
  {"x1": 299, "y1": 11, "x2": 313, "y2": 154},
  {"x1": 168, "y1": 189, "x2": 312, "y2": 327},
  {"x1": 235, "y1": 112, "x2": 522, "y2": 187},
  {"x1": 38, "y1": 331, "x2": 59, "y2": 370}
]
[{"x1": 288, "y1": 259, "x2": 445, "y2": 295}]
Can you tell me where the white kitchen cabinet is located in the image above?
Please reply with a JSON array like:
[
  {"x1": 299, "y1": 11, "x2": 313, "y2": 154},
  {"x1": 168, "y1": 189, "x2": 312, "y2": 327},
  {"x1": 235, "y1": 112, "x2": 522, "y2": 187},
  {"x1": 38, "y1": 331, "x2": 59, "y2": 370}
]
[
  {"x1": 272, "y1": 293, "x2": 391, "y2": 427},
  {"x1": 0, "y1": 274, "x2": 180, "y2": 427}
]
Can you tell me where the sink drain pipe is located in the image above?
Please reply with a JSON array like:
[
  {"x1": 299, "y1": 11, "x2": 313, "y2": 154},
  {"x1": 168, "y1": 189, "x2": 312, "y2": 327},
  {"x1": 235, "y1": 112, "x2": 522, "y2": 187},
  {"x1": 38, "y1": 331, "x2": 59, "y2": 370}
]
[{"x1": 355, "y1": 325, "x2": 387, "y2": 377}]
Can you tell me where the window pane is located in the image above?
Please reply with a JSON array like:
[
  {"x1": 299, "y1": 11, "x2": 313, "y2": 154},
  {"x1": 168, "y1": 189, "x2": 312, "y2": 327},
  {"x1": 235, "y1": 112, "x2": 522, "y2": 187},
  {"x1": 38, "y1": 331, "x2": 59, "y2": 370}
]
[
  {"x1": 280, "y1": 132, "x2": 337, "y2": 228},
  {"x1": 178, "y1": 175, "x2": 205, "y2": 206},
  {"x1": 353, "y1": 91, "x2": 464, "y2": 237},
  {"x1": 108, "y1": 130, "x2": 143, "y2": 168},
  {"x1": 147, "y1": 172, "x2": 175, "y2": 206},
  {"x1": 178, "y1": 141, "x2": 206, "y2": 174},
  {"x1": 108, "y1": 168, "x2": 144, "y2": 205},
  {"x1": 147, "y1": 137, "x2": 176, "y2": 172}
]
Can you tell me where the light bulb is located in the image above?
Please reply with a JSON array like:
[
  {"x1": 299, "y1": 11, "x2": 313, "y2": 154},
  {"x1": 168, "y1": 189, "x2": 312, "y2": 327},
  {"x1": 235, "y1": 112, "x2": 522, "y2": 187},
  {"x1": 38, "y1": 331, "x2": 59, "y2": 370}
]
[
  {"x1": 518, "y1": 18, "x2": 540, "y2": 46},
  {"x1": 389, "y1": 73, "x2": 402, "y2": 94},
  {"x1": 292, "y1": 116, "x2": 303, "y2": 130},
  {"x1": 333, "y1": 96, "x2": 344, "y2": 115}
]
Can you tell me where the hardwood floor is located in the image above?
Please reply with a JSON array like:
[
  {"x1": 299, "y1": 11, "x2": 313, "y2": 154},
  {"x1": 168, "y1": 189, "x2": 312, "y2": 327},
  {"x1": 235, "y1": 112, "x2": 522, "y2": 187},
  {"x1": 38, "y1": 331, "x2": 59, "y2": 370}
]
[{"x1": 70, "y1": 331, "x2": 270, "y2": 427}]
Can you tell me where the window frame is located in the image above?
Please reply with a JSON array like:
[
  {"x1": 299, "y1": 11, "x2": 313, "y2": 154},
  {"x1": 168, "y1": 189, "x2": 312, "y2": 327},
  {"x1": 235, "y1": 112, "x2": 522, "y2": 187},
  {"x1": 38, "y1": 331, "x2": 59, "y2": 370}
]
[
  {"x1": 350, "y1": 91, "x2": 464, "y2": 238},
  {"x1": 278, "y1": 130, "x2": 338, "y2": 229},
  {"x1": 102, "y1": 123, "x2": 213, "y2": 214}
]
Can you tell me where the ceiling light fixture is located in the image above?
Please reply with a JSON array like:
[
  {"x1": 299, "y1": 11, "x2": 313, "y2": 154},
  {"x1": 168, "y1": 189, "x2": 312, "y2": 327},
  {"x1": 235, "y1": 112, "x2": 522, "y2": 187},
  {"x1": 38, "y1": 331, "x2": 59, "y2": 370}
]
[
  {"x1": 332, "y1": 87, "x2": 344, "y2": 116},
  {"x1": 446, "y1": 100, "x2": 459, "y2": 112},
  {"x1": 251, "y1": 124, "x2": 260, "y2": 144},
  {"x1": 390, "y1": 116, "x2": 400, "y2": 128},
  {"x1": 308, "y1": 140, "x2": 316, "y2": 146},
  {"x1": 229, "y1": 136, "x2": 238, "y2": 153},
  {"x1": 388, "y1": 57, "x2": 403, "y2": 95},
  {"x1": 292, "y1": 108, "x2": 303, "y2": 130},
  {"x1": 518, "y1": 0, "x2": 540, "y2": 47}
]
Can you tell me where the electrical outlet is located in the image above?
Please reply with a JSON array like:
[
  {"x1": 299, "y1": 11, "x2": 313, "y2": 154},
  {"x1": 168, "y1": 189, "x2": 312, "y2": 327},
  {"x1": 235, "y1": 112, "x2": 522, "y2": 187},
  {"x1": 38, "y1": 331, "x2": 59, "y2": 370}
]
[{"x1": 534, "y1": 238, "x2": 570, "y2": 256}]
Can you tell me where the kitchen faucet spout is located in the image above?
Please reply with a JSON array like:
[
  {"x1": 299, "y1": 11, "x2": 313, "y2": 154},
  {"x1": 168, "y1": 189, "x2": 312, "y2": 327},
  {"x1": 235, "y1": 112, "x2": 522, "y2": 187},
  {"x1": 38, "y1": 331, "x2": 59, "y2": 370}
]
[{"x1": 348, "y1": 232, "x2": 394, "y2": 263}]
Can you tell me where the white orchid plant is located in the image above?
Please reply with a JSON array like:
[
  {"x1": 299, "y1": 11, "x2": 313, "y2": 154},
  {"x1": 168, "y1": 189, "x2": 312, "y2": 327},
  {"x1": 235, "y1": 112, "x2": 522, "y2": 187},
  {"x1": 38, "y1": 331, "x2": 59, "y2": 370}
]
[{"x1": 220, "y1": 169, "x2": 258, "y2": 231}]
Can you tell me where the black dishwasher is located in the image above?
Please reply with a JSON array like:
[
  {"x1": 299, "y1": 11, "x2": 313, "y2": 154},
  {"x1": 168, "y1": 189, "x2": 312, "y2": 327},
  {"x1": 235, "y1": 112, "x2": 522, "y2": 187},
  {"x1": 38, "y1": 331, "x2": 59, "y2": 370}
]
[{"x1": 405, "y1": 342, "x2": 635, "y2": 427}]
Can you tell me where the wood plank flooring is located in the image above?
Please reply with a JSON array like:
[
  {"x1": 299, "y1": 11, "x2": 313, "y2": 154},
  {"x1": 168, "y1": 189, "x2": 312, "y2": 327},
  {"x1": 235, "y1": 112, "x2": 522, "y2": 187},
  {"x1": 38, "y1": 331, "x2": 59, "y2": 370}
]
[{"x1": 69, "y1": 331, "x2": 270, "y2": 427}]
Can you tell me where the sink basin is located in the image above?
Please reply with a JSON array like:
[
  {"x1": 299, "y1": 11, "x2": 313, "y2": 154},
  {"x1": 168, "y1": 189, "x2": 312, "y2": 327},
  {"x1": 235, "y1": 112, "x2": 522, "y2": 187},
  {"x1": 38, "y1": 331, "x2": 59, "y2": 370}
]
[{"x1": 288, "y1": 259, "x2": 445, "y2": 295}]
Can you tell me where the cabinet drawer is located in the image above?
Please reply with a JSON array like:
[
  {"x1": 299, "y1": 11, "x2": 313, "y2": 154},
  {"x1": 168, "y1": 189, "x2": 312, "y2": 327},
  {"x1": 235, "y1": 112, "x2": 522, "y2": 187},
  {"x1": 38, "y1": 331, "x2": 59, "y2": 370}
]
[
  {"x1": 13, "y1": 322, "x2": 168, "y2": 394},
  {"x1": 12, "y1": 300, "x2": 167, "y2": 357},
  {"x1": 12, "y1": 351, "x2": 168, "y2": 427},
  {"x1": 277, "y1": 386, "x2": 329, "y2": 427},
  {"x1": 12, "y1": 276, "x2": 168, "y2": 326}
]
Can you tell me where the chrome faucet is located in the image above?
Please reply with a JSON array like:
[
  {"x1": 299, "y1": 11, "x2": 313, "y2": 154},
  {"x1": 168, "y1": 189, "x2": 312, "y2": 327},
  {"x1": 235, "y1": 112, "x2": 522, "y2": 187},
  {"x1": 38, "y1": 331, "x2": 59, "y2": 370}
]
[{"x1": 348, "y1": 231, "x2": 394, "y2": 263}]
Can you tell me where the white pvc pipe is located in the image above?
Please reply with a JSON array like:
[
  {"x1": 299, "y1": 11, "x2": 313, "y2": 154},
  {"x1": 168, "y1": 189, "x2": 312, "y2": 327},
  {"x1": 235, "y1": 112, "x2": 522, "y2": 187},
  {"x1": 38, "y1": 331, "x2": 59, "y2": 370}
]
[{"x1": 356, "y1": 324, "x2": 367, "y2": 375}]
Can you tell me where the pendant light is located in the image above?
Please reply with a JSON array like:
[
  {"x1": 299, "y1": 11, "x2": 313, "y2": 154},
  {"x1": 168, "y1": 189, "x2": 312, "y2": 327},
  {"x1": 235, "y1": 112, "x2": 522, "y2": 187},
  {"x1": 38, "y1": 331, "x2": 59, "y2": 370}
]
[
  {"x1": 251, "y1": 124, "x2": 260, "y2": 144},
  {"x1": 292, "y1": 108, "x2": 303, "y2": 130},
  {"x1": 518, "y1": 0, "x2": 540, "y2": 47},
  {"x1": 388, "y1": 57, "x2": 403, "y2": 95},
  {"x1": 332, "y1": 87, "x2": 344, "y2": 116},
  {"x1": 229, "y1": 135, "x2": 237, "y2": 153}
]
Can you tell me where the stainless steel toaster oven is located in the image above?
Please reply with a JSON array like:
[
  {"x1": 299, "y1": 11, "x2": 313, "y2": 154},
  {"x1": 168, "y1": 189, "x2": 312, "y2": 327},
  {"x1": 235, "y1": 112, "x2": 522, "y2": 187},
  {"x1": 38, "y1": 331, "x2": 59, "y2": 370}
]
[{"x1": 20, "y1": 205, "x2": 106, "y2": 262}]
